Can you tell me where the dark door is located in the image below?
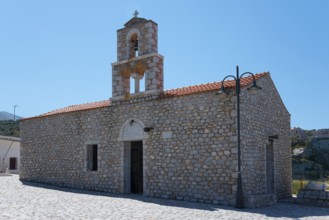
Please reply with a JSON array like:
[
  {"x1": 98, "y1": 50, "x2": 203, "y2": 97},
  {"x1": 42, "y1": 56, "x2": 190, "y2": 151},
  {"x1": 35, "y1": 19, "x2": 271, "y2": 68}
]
[
  {"x1": 9, "y1": 158, "x2": 17, "y2": 170},
  {"x1": 266, "y1": 141, "x2": 274, "y2": 193},
  {"x1": 131, "y1": 141, "x2": 143, "y2": 194}
]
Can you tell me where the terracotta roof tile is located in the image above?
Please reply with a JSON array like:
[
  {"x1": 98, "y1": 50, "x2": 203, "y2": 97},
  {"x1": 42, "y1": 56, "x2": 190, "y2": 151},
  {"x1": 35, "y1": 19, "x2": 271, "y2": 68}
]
[
  {"x1": 22, "y1": 100, "x2": 110, "y2": 120},
  {"x1": 163, "y1": 72, "x2": 267, "y2": 97},
  {"x1": 23, "y1": 72, "x2": 267, "y2": 120}
]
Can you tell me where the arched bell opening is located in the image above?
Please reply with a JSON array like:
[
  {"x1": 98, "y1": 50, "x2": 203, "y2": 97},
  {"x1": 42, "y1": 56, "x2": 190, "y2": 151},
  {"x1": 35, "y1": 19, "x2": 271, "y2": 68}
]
[
  {"x1": 130, "y1": 73, "x2": 145, "y2": 94},
  {"x1": 129, "y1": 33, "x2": 139, "y2": 59}
]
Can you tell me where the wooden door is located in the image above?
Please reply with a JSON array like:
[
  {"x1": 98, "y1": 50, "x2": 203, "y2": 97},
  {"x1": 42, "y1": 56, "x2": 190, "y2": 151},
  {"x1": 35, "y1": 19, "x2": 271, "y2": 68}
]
[
  {"x1": 131, "y1": 141, "x2": 143, "y2": 194},
  {"x1": 266, "y1": 142, "x2": 274, "y2": 193}
]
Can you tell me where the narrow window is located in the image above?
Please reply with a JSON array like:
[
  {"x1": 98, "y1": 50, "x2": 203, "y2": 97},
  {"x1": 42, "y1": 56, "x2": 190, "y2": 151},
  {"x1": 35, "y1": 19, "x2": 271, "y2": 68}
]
[
  {"x1": 130, "y1": 76, "x2": 136, "y2": 94},
  {"x1": 129, "y1": 33, "x2": 138, "y2": 58},
  {"x1": 140, "y1": 75, "x2": 145, "y2": 92},
  {"x1": 87, "y1": 144, "x2": 98, "y2": 171},
  {"x1": 130, "y1": 73, "x2": 144, "y2": 94},
  {"x1": 9, "y1": 157, "x2": 17, "y2": 170},
  {"x1": 134, "y1": 39, "x2": 138, "y2": 57}
]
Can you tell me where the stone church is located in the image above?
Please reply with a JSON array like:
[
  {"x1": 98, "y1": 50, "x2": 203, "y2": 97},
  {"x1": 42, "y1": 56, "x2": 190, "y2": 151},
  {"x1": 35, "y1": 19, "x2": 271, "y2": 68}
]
[{"x1": 20, "y1": 15, "x2": 291, "y2": 207}]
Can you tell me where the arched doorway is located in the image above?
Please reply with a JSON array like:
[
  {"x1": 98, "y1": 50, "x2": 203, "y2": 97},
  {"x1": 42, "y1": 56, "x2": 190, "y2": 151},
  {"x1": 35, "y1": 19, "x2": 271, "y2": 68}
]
[{"x1": 119, "y1": 119, "x2": 148, "y2": 194}]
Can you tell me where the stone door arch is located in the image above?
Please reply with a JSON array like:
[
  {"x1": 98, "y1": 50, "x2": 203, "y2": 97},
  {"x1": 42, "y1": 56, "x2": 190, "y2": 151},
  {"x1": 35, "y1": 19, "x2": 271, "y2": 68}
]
[
  {"x1": 118, "y1": 118, "x2": 148, "y2": 141},
  {"x1": 119, "y1": 118, "x2": 148, "y2": 195}
]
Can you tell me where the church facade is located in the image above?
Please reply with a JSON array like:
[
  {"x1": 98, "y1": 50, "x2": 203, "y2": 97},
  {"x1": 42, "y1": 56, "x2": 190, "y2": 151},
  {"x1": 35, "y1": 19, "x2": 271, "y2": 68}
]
[{"x1": 20, "y1": 15, "x2": 291, "y2": 207}]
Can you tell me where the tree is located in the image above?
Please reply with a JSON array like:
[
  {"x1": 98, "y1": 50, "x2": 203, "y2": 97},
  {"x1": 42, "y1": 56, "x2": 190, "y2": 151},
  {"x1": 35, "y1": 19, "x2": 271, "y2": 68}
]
[{"x1": 0, "y1": 120, "x2": 20, "y2": 137}]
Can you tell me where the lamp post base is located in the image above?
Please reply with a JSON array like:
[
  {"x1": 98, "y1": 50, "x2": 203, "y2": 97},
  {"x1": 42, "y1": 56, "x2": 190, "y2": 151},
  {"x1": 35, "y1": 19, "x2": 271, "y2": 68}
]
[{"x1": 235, "y1": 172, "x2": 244, "y2": 209}]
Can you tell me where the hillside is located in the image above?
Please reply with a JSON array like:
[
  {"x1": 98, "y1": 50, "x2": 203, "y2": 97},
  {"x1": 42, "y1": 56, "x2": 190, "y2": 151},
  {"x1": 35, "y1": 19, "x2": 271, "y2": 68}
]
[
  {"x1": 0, "y1": 120, "x2": 20, "y2": 137},
  {"x1": 291, "y1": 127, "x2": 329, "y2": 181},
  {"x1": 0, "y1": 111, "x2": 23, "y2": 121}
]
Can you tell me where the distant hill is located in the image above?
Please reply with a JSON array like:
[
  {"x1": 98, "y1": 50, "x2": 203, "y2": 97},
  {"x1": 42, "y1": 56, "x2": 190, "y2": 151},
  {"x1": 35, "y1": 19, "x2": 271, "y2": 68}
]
[
  {"x1": 0, "y1": 111, "x2": 23, "y2": 121},
  {"x1": 291, "y1": 127, "x2": 329, "y2": 180},
  {"x1": 0, "y1": 120, "x2": 20, "y2": 137},
  {"x1": 291, "y1": 127, "x2": 329, "y2": 148}
]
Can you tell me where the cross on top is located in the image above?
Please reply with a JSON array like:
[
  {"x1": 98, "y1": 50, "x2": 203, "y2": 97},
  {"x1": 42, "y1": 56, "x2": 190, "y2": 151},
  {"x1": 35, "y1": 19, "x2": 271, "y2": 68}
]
[{"x1": 133, "y1": 10, "x2": 139, "y2": 18}]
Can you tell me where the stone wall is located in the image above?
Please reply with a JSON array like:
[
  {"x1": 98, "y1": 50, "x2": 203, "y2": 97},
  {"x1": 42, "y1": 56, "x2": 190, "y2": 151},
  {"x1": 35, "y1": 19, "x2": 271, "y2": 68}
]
[
  {"x1": 297, "y1": 189, "x2": 329, "y2": 207},
  {"x1": 241, "y1": 74, "x2": 291, "y2": 199},
  {"x1": 21, "y1": 90, "x2": 237, "y2": 205},
  {"x1": 20, "y1": 75, "x2": 290, "y2": 206}
]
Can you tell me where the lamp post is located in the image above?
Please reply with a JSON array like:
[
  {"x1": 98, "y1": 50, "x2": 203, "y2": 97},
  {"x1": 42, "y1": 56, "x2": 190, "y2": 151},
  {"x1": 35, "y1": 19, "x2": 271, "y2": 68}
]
[{"x1": 217, "y1": 66, "x2": 261, "y2": 209}]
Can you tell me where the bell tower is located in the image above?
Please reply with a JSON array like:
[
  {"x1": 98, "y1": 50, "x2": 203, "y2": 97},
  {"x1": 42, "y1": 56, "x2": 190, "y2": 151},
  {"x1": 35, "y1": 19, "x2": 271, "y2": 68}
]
[{"x1": 111, "y1": 12, "x2": 164, "y2": 101}]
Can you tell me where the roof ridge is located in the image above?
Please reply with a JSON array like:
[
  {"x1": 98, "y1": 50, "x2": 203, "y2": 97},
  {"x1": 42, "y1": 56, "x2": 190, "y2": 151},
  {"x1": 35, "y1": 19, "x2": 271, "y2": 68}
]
[
  {"x1": 22, "y1": 99, "x2": 110, "y2": 121},
  {"x1": 44, "y1": 99, "x2": 110, "y2": 113},
  {"x1": 164, "y1": 72, "x2": 268, "y2": 95},
  {"x1": 164, "y1": 81, "x2": 219, "y2": 92}
]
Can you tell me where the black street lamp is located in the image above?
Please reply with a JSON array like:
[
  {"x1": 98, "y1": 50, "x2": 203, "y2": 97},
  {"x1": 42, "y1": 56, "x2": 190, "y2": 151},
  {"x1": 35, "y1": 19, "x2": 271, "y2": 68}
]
[{"x1": 217, "y1": 66, "x2": 262, "y2": 209}]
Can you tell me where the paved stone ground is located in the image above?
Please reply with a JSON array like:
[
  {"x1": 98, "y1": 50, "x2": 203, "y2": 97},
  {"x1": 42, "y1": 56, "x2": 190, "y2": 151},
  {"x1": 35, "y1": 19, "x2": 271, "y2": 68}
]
[{"x1": 0, "y1": 175, "x2": 328, "y2": 220}]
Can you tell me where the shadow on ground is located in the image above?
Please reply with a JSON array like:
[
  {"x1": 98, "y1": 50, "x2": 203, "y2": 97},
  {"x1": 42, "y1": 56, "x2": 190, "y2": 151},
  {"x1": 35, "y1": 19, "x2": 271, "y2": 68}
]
[
  {"x1": 240, "y1": 202, "x2": 329, "y2": 219},
  {"x1": 21, "y1": 179, "x2": 329, "y2": 219}
]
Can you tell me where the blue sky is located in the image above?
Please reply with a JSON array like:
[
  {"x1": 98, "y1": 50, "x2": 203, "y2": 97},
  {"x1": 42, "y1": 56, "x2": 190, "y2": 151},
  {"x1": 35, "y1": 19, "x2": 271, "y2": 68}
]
[{"x1": 1, "y1": 0, "x2": 328, "y2": 130}]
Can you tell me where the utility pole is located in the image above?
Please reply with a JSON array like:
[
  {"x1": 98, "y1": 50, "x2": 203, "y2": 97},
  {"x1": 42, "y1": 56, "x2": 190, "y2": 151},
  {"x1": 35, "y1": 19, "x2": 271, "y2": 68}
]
[{"x1": 13, "y1": 105, "x2": 18, "y2": 121}]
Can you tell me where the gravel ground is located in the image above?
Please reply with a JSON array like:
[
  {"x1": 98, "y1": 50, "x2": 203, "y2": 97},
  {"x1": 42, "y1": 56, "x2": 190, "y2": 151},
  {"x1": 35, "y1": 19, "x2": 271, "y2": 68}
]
[{"x1": 0, "y1": 175, "x2": 328, "y2": 220}]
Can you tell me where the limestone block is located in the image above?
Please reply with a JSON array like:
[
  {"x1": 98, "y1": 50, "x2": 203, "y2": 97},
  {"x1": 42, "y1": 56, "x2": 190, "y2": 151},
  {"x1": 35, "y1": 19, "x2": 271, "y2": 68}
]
[{"x1": 305, "y1": 181, "x2": 328, "y2": 191}]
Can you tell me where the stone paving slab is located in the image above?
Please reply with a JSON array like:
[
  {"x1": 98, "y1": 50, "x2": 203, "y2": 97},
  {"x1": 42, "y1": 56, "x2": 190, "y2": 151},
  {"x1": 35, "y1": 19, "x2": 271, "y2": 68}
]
[{"x1": 0, "y1": 175, "x2": 328, "y2": 220}]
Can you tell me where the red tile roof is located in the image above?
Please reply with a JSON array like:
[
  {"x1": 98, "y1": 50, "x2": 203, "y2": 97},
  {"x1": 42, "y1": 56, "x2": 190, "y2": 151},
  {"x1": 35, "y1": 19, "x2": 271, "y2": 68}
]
[
  {"x1": 23, "y1": 100, "x2": 111, "y2": 120},
  {"x1": 23, "y1": 72, "x2": 267, "y2": 120},
  {"x1": 163, "y1": 72, "x2": 267, "y2": 97}
]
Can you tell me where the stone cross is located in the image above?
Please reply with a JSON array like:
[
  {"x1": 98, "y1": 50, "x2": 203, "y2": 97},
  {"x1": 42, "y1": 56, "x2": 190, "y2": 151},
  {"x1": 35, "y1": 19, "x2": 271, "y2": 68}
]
[{"x1": 133, "y1": 10, "x2": 139, "y2": 18}]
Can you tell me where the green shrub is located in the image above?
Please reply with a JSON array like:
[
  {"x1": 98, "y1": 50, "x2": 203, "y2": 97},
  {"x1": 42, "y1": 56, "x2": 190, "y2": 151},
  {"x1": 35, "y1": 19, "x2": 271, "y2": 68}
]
[
  {"x1": 0, "y1": 120, "x2": 20, "y2": 137},
  {"x1": 292, "y1": 180, "x2": 308, "y2": 195}
]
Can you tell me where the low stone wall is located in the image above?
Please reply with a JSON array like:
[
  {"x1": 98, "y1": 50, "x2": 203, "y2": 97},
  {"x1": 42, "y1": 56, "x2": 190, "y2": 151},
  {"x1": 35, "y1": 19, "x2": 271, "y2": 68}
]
[
  {"x1": 297, "y1": 189, "x2": 329, "y2": 207},
  {"x1": 244, "y1": 194, "x2": 277, "y2": 208}
]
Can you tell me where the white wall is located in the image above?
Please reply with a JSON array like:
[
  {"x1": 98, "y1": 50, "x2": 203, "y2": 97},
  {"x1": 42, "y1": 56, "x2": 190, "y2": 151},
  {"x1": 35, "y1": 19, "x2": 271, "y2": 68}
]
[{"x1": 0, "y1": 136, "x2": 20, "y2": 174}]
